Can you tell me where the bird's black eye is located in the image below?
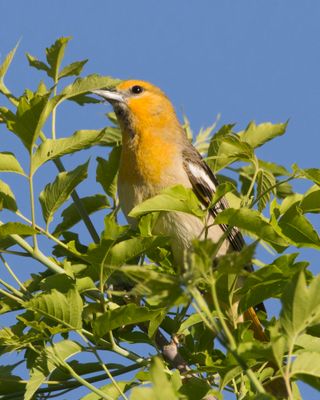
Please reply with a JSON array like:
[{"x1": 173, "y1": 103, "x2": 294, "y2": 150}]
[{"x1": 131, "y1": 85, "x2": 144, "y2": 95}]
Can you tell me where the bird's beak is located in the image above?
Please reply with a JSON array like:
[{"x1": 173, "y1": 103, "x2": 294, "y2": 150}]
[{"x1": 92, "y1": 89, "x2": 125, "y2": 103}]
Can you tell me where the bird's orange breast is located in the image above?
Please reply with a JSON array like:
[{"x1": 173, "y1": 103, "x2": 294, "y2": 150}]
[{"x1": 119, "y1": 128, "x2": 177, "y2": 186}]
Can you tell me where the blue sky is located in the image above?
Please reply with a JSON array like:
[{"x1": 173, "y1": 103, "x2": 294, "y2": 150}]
[{"x1": 0, "y1": 1, "x2": 319, "y2": 398}]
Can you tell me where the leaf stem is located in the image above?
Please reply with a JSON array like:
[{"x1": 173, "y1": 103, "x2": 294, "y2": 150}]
[
  {"x1": 0, "y1": 220, "x2": 65, "y2": 274},
  {"x1": 54, "y1": 356, "x2": 114, "y2": 400},
  {"x1": 251, "y1": 176, "x2": 295, "y2": 208},
  {"x1": 29, "y1": 173, "x2": 38, "y2": 250},
  {"x1": 52, "y1": 157, "x2": 100, "y2": 244},
  {"x1": 78, "y1": 331, "x2": 129, "y2": 400},
  {"x1": 0, "y1": 254, "x2": 29, "y2": 294},
  {"x1": 283, "y1": 339, "x2": 295, "y2": 400},
  {"x1": 0, "y1": 287, "x2": 24, "y2": 303}
]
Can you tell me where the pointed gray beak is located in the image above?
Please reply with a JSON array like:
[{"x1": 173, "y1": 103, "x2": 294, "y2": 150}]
[{"x1": 92, "y1": 89, "x2": 125, "y2": 103}]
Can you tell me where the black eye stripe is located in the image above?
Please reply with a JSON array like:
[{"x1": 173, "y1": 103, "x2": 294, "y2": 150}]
[{"x1": 131, "y1": 85, "x2": 143, "y2": 94}]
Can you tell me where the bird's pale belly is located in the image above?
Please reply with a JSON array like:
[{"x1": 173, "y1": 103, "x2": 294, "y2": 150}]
[{"x1": 118, "y1": 180, "x2": 229, "y2": 266}]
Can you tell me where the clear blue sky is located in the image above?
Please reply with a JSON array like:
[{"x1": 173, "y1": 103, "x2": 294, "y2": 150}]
[{"x1": 0, "y1": 1, "x2": 319, "y2": 398}]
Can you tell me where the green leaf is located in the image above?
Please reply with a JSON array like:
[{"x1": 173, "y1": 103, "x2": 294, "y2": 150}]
[
  {"x1": 300, "y1": 167, "x2": 320, "y2": 186},
  {"x1": 121, "y1": 265, "x2": 185, "y2": 307},
  {"x1": 280, "y1": 272, "x2": 320, "y2": 337},
  {"x1": 258, "y1": 159, "x2": 290, "y2": 177},
  {"x1": 256, "y1": 169, "x2": 276, "y2": 212},
  {"x1": 214, "y1": 208, "x2": 288, "y2": 251},
  {"x1": 81, "y1": 381, "x2": 131, "y2": 400},
  {"x1": 130, "y1": 388, "x2": 155, "y2": 400},
  {"x1": 207, "y1": 128, "x2": 254, "y2": 172},
  {"x1": 26, "y1": 53, "x2": 50, "y2": 74},
  {"x1": 53, "y1": 194, "x2": 109, "y2": 236},
  {"x1": 291, "y1": 352, "x2": 320, "y2": 378},
  {"x1": 277, "y1": 203, "x2": 320, "y2": 248},
  {"x1": 300, "y1": 186, "x2": 320, "y2": 213},
  {"x1": 129, "y1": 185, "x2": 205, "y2": 219},
  {"x1": 150, "y1": 357, "x2": 178, "y2": 400},
  {"x1": 238, "y1": 253, "x2": 304, "y2": 312},
  {"x1": 209, "y1": 181, "x2": 236, "y2": 209},
  {"x1": 25, "y1": 284, "x2": 83, "y2": 329},
  {"x1": 1, "y1": 91, "x2": 51, "y2": 151},
  {"x1": 0, "y1": 364, "x2": 25, "y2": 395},
  {"x1": 107, "y1": 236, "x2": 168, "y2": 266},
  {"x1": 46, "y1": 36, "x2": 71, "y2": 80},
  {"x1": 39, "y1": 161, "x2": 89, "y2": 227},
  {"x1": 93, "y1": 304, "x2": 163, "y2": 336},
  {"x1": 0, "y1": 180, "x2": 17, "y2": 211},
  {"x1": 96, "y1": 146, "x2": 121, "y2": 201},
  {"x1": 295, "y1": 334, "x2": 320, "y2": 353},
  {"x1": 60, "y1": 74, "x2": 122, "y2": 101},
  {"x1": 25, "y1": 340, "x2": 81, "y2": 400},
  {"x1": 59, "y1": 59, "x2": 88, "y2": 79},
  {"x1": 0, "y1": 41, "x2": 19, "y2": 94},
  {"x1": 31, "y1": 129, "x2": 107, "y2": 174},
  {"x1": 177, "y1": 313, "x2": 203, "y2": 334},
  {"x1": 0, "y1": 222, "x2": 37, "y2": 238},
  {"x1": 0, "y1": 152, "x2": 25, "y2": 175},
  {"x1": 239, "y1": 121, "x2": 288, "y2": 148},
  {"x1": 95, "y1": 126, "x2": 122, "y2": 146},
  {"x1": 216, "y1": 242, "x2": 257, "y2": 275}
]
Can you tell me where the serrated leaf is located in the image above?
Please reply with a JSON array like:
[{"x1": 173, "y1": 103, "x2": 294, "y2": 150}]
[
  {"x1": 214, "y1": 208, "x2": 288, "y2": 251},
  {"x1": 300, "y1": 167, "x2": 320, "y2": 186},
  {"x1": 96, "y1": 146, "x2": 121, "y2": 200},
  {"x1": 2, "y1": 91, "x2": 51, "y2": 151},
  {"x1": 207, "y1": 128, "x2": 254, "y2": 172},
  {"x1": 280, "y1": 272, "x2": 320, "y2": 337},
  {"x1": 25, "y1": 286, "x2": 83, "y2": 329},
  {"x1": 0, "y1": 180, "x2": 17, "y2": 211},
  {"x1": 60, "y1": 74, "x2": 122, "y2": 101},
  {"x1": 53, "y1": 194, "x2": 109, "y2": 236},
  {"x1": 96, "y1": 126, "x2": 122, "y2": 146},
  {"x1": 31, "y1": 129, "x2": 107, "y2": 174},
  {"x1": 59, "y1": 59, "x2": 88, "y2": 79},
  {"x1": 25, "y1": 340, "x2": 81, "y2": 400},
  {"x1": 239, "y1": 121, "x2": 288, "y2": 148},
  {"x1": 129, "y1": 185, "x2": 205, "y2": 219},
  {"x1": 26, "y1": 53, "x2": 50, "y2": 74},
  {"x1": 39, "y1": 161, "x2": 89, "y2": 227},
  {"x1": 0, "y1": 222, "x2": 37, "y2": 238},
  {"x1": 256, "y1": 169, "x2": 276, "y2": 212},
  {"x1": 93, "y1": 304, "x2": 163, "y2": 336},
  {"x1": 46, "y1": 36, "x2": 71, "y2": 80},
  {"x1": 277, "y1": 204, "x2": 320, "y2": 248},
  {"x1": 0, "y1": 152, "x2": 25, "y2": 175}
]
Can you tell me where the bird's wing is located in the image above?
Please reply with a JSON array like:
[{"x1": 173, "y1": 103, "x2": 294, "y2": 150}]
[
  {"x1": 182, "y1": 144, "x2": 245, "y2": 253},
  {"x1": 182, "y1": 150, "x2": 274, "y2": 378},
  {"x1": 182, "y1": 143, "x2": 266, "y2": 315}
]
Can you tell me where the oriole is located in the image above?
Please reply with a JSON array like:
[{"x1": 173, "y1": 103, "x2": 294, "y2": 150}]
[
  {"x1": 93, "y1": 80, "x2": 287, "y2": 397},
  {"x1": 93, "y1": 80, "x2": 262, "y2": 324}
]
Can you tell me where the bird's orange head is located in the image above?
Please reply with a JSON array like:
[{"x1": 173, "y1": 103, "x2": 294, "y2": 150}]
[{"x1": 93, "y1": 80, "x2": 181, "y2": 140}]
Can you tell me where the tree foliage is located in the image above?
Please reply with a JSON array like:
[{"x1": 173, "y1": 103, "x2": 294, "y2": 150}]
[{"x1": 0, "y1": 38, "x2": 319, "y2": 400}]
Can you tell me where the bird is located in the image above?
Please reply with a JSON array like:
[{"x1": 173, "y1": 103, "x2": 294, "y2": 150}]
[
  {"x1": 92, "y1": 80, "x2": 288, "y2": 397},
  {"x1": 93, "y1": 80, "x2": 261, "y2": 315}
]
